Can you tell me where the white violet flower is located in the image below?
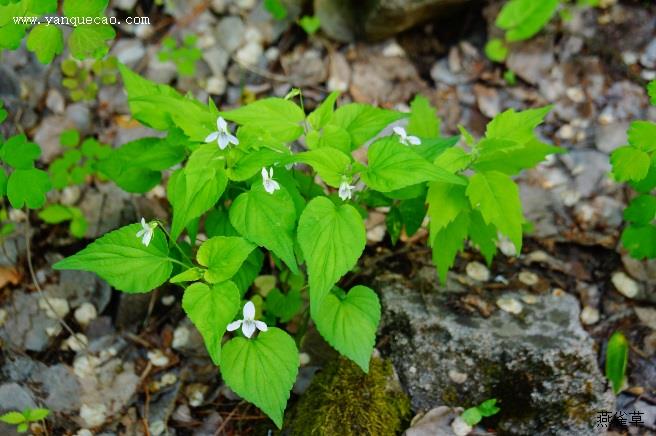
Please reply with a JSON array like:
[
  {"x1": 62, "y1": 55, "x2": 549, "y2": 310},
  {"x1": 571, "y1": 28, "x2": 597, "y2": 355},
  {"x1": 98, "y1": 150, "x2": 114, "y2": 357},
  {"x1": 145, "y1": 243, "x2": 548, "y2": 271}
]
[
  {"x1": 261, "y1": 167, "x2": 280, "y2": 194},
  {"x1": 338, "y1": 180, "x2": 355, "y2": 201},
  {"x1": 393, "y1": 126, "x2": 421, "y2": 146},
  {"x1": 227, "y1": 301, "x2": 268, "y2": 338},
  {"x1": 136, "y1": 218, "x2": 157, "y2": 247},
  {"x1": 205, "y1": 116, "x2": 239, "y2": 150}
]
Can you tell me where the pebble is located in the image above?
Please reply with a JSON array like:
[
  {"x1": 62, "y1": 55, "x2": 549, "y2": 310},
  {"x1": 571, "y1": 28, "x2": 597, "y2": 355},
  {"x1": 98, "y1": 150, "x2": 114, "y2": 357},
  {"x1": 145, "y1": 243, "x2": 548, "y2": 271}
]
[
  {"x1": 299, "y1": 352, "x2": 311, "y2": 366},
  {"x1": 60, "y1": 186, "x2": 81, "y2": 206},
  {"x1": 46, "y1": 325, "x2": 62, "y2": 337},
  {"x1": 451, "y1": 416, "x2": 473, "y2": 436},
  {"x1": 496, "y1": 297, "x2": 523, "y2": 315},
  {"x1": 74, "y1": 303, "x2": 97, "y2": 327},
  {"x1": 147, "y1": 349, "x2": 170, "y2": 367},
  {"x1": 215, "y1": 16, "x2": 245, "y2": 53},
  {"x1": 466, "y1": 261, "x2": 490, "y2": 282},
  {"x1": 580, "y1": 306, "x2": 600, "y2": 325},
  {"x1": 62, "y1": 333, "x2": 88, "y2": 352},
  {"x1": 186, "y1": 384, "x2": 207, "y2": 407},
  {"x1": 498, "y1": 237, "x2": 517, "y2": 256},
  {"x1": 518, "y1": 271, "x2": 539, "y2": 286},
  {"x1": 382, "y1": 41, "x2": 405, "y2": 57},
  {"x1": 80, "y1": 403, "x2": 107, "y2": 427},
  {"x1": 520, "y1": 294, "x2": 538, "y2": 305},
  {"x1": 235, "y1": 42, "x2": 263, "y2": 67},
  {"x1": 149, "y1": 420, "x2": 166, "y2": 436},
  {"x1": 161, "y1": 295, "x2": 175, "y2": 306},
  {"x1": 448, "y1": 369, "x2": 467, "y2": 384},
  {"x1": 172, "y1": 404, "x2": 193, "y2": 423},
  {"x1": 74, "y1": 430, "x2": 93, "y2": 436},
  {"x1": 46, "y1": 89, "x2": 65, "y2": 114},
  {"x1": 73, "y1": 355, "x2": 99, "y2": 378},
  {"x1": 611, "y1": 272, "x2": 639, "y2": 299},
  {"x1": 39, "y1": 297, "x2": 70, "y2": 319},
  {"x1": 172, "y1": 325, "x2": 190, "y2": 349},
  {"x1": 206, "y1": 75, "x2": 227, "y2": 95}
]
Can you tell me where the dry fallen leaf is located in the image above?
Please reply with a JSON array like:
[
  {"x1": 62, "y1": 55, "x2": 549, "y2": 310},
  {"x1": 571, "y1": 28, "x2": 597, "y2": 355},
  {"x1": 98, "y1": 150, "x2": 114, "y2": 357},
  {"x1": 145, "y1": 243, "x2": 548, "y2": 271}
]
[{"x1": 0, "y1": 266, "x2": 20, "y2": 289}]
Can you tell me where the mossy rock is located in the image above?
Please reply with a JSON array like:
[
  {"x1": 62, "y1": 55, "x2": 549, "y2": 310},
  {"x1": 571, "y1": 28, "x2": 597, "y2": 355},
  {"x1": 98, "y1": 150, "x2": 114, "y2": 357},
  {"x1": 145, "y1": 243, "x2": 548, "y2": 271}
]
[{"x1": 283, "y1": 356, "x2": 411, "y2": 436}]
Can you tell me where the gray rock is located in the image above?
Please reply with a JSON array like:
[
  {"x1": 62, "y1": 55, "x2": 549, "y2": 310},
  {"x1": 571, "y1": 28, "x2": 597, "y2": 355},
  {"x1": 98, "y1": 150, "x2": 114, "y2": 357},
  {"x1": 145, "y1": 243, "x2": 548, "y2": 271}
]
[
  {"x1": 47, "y1": 270, "x2": 111, "y2": 314},
  {"x1": 506, "y1": 37, "x2": 555, "y2": 85},
  {"x1": 111, "y1": 38, "x2": 146, "y2": 68},
  {"x1": 0, "y1": 383, "x2": 37, "y2": 411},
  {"x1": 202, "y1": 47, "x2": 230, "y2": 76},
  {"x1": 32, "y1": 364, "x2": 81, "y2": 413},
  {"x1": 0, "y1": 291, "x2": 59, "y2": 352},
  {"x1": 595, "y1": 121, "x2": 629, "y2": 154},
  {"x1": 378, "y1": 272, "x2": 614, "y2": 435},
  {"x1": 315, "y1": 0, "x2": 470, "y2": 42},
  {"x1": 215, "y1": 16, "x2": 245, "y2": 53}
]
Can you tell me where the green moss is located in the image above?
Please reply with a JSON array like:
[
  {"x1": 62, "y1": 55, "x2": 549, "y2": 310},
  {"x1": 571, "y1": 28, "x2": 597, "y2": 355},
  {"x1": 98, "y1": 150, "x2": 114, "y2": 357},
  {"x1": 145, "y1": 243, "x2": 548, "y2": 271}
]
[{"x1": 284, "y1": 356, "x2": 411, "y2": 436}]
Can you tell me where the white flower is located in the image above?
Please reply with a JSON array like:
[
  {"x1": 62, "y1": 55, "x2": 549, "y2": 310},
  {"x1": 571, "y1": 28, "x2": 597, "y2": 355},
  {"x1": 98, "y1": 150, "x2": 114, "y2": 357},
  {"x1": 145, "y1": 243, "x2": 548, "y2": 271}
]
[
  {"x1": 136, "y1": 218, "x2": 157, "y2": 247},
  {"x1": 205, "y1": 116, "x2": 239, "y2": 150},
  {"x1": 393, "y1": 126, "x2": 421, "y2": 146},
  {"x1": 338, "y1": 180, "x2": 355, "y2": 201},
  {"x1": 227, "y1": 301, "x2": 268, "y2": 338},
  {"x1": 261, "y1": 167, "x2": 280, "y2": 194}
]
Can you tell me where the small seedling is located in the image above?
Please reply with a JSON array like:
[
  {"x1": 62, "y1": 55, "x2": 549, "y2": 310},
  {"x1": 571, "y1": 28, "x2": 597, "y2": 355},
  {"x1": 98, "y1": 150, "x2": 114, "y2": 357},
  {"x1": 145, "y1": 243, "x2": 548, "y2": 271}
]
[
  {"x1": 298, "y1": 15, "x2": 321, "y2": 35},
  {"x1": 605, "y1": 331, "x2": 629, "y2": 394},
  {"x1": 38, "y1": 204, "x2": 88, "y2": 238},
  {"x1": 49, "y1": 129, "x2": 112, "y2": 189},
  {"x1": 264, "y1": 0, "x2": 288, "y2": 20},
  {"x1": 0, "y1": 408, "x2": 49, "y2": 433},
  {"x1": 158, "y1": 35, "x2": 202, "y2": 77},
  {"x1": 461, "y1": 398, "x2": 501, "y2": 426},
  {"x1": 61, "y1": 56, "x2": 118, "y2": 101}
]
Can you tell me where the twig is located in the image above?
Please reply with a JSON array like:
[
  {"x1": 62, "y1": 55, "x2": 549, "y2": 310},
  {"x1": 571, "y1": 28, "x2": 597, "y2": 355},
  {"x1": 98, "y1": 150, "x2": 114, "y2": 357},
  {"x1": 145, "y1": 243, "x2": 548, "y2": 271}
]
[
  {"x1": 23, "y1": 209, "x2": 86, "y2": 350},
  {"x1": 214, "y1": 401, "x2": 245, "y2": 436}
]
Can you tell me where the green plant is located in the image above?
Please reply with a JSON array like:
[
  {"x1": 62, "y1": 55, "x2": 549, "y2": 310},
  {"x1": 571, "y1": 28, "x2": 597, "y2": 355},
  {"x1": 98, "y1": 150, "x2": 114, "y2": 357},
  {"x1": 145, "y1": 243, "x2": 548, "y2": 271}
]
[
  {"x1": 61, "y1": 56, "x2": 118, "y2": 102},
  {"x1": 264, "y1": 0, "x2": 288, "y2": 20},
  {"x1": 485, "y1": 0, "x2": 600, "y2": 62},
  {"x1": 52, "y1": 64, "x2": 562, "y2": 428},
  {"x1": 610, "y1": 80, "x2": 656, "y2": 259},
  {"x1": 298, "y1": 15, "x2": 321, "y2": 35},
  {"x1": 605, "y1": 331, "x2": 629, "y2": 394},
  {"x1": 158, "y1": 35, "x2": 202, "y2": 77},
  {"x1": 38, "y1": 204, "x2": 88, "y2": 238},
  {"x1": 1, "y1": 0, "x2": 115, "y2": 64},
  {"x1": 0, "y1": 407, "x2": 49, "y2": 433},
  {"x1": 49, "y1": 129, "x2": 112, "y2": 189},
  {"x1": 461, "y1": 398, "x2": 501, "y2": 426}
]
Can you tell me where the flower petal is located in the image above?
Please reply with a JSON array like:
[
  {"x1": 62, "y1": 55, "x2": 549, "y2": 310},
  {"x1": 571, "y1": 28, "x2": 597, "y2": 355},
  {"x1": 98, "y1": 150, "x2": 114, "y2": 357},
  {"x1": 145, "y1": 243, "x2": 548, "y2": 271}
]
[
  {"x1": 408, "y1": 135, "x2": 421, "y2": 145},
  {"x1": 143, "y1": 229, "x2": 154, "y2": 247},
  {"x1": 205, "y1": 131, "x2": 219, "y2": 143},
  {"x1": 393, "y1": 126, "x2": 406, "y2": 138},
  {"x1": 136, "y1": 229, "x2": 145, "y2": 238},
  {"x1": 227, "y1": 133, "x2": 239, "y2": 145},
  {"x1": 243, "y1": 301, "x2": 255, "y2": 320},
  {"x1": 242, "y1": 320, "x2": 256, "y2": 338},
  {"x1": 226, "y1": 320, "x2": 242, "y2": 331},
  {"x1": 218, "y1": 133, "x2": 230, "y2": 150},
  {"x1": 140, "y1": 217, "x2": 147, "y2": 227},
  {"x1": 261, "y1": 167, "x2": 268, "y2": 181},
  {"x1": 217, "y1": 116, "x2": 227, "y2": 131},
  {"x1": 255, "y1": 320, "x2": 268, "y2": 332}
]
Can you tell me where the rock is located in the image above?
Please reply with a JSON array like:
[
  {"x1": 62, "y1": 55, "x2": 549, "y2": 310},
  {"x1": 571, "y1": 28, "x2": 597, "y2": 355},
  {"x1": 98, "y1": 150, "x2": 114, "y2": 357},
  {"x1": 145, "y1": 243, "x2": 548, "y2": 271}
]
[
  {"x1": 284, "y1": 357, "x2": 411, "y2": 435},
  {"x1": 32, "y1": 115, "x2": 78, "y2": 163},
  {"x1": 281, "y1": 47, "x2": 327, "y2": 87},
  {"x1": 48, "y1": 270, "x2": 111, "y2": 314},
  {"x1": 405, "y1": 406, "x2": 461, "y2": 436},
  {"x1": 327, "y1": 50, "x2": 351, "y2": 92},
  {"x1": 465, "y1": 261, "x2": 489, "y2": 282},
  {"x1": 202, "y1": 47, "x2": 230, "y2": 76},
  {"x1": 1, "y1": 291, "x2": 60, "y2": 352},
  {"x1": 74, "y1": 303, "x2": 98, "y2": 327},
  {"x1": 450, "y1": 416, "x2": 472, "y2": 436},
  {"x1": 45, "y1": 89, "x2": 65, "y2": 114},
  {"x1": 111, "y1": 39, "x2": 146, "y2": 68},
  {"x1": 32, "y1": 364, "x2": 82, "y2": 413},
  {"x1": 506, "y1": 37, "x2": 555, "y2": 85},
  {"x1": 378, "y1": 272, "x2": 614, "y2": 435},
  {"x1": 595, "y1": 121, "x2": 629, "y2": 153},
  {"x1": 315, "y1": 0, "x2": 470, "y2": 41},
  {"x1": 0, "y1": 383, "x2": 37, "y2": 435},
  {"x1": 215, "y1": 16, "x2": 245, "y2": 53},
  {"x1": 612, "y1": 271, "x2": 640, "y2": 299}
]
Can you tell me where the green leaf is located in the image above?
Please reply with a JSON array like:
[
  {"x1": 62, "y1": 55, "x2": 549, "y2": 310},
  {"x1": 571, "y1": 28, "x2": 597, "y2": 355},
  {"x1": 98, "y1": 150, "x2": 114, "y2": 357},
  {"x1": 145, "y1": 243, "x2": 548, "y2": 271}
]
[
  {"x1": 468, "y1": 210, "x2": 498, "y2": 264},
  {"x1": 53, "y1": 223, "x2": 173, "y2": 293},
  {"x1": 484, "y1": 38, "x2": 508, "y2": 62},
  {"x1": 628, "y1": 121, "x2": 656, "y2": 152},
  {"x1": 386, "y1": 206, "x2": 402, "y2": 245},
  {"x1": 461, "y1": 407, "x2": 482, "y2": 426},
  {"x1": 399, "y1": 195, "x2": 426, "y2": 237},
  {"x1": 605, "y1": 331, "x2": 629, "y2": 394},
  {"x1": 0, "y1": 24, "x2": 26, "y2": 50},
  {"x1": 68, "y1": 24, "x2": 116, "y2": 60},
  {"x1": 0, "y1": 168, "x2": 6, "y2": 197},
  {"x1": 362, "y1": 137, "x2": 464, "y2": 192},
  {"x1": 23, "y1": 408, "x2": 49, "y2": 421},
  {"x1": 168, "y1": 145, "x2": 228, "y2": 239},
  {"x1": 227, "y1": 148, "x2": 289, "y2": 182},
  {"x1": 266, "y1": 288, "x2": 301, "y2": 322},
  {"x1": 309, "y1": 124, "x2": 352, "y2": 154},
  {"x1": 17, "y1": 422, "x2": 27, "y2": 432},
  {"x1": 63, "y1": 0, "x2": 108, "y2": 17},
  {"x1": 233, "y1": 249, "x2": 264, "y2": 295},
  {"x1": 0, "y1": 411, "x2": 25, "y2": 424},
  {"x1": 314, "y1": 285, "x2": 380, "y2": 372},
  {"x1": 621, "y1": 224, "x2": 656, "y2": 259},
  {"x1": 407, "y1": 95, "x2": 440, "y2": 138},
  {"x1": 477, "y1": 399, "x2": 500, "y2": 417},
  {"x1": 496, "y1": 0, "x2": 559, "y2": 42},
  {"x1": 183, "y1": 281, "x2": 241, "y2": 364},
  {"x1": 221, "y1": 98, "x2": 305, "y2": 142},
  {"x1": 434, "y1": 147, "x2": 472, "y2": 173},
  {"x1": 264, "y1": 0, "x2": 287, "y2": 20},
  {"x1": 229, "y1": 184, "x2": 299, "y2": 274},
  {"x1": 611, "y1": 146, "x2": 651, "y2": 182},
  {"x1": 629, "y1": 163, "x2": 656, "y2": 193},
  {"x1": 0, "y1": 99, "x2": 7, "y2": 123},
  {"x1": 1, "y1": 134, "x2": 40, "y2": 169},
  {"x1": 466, "y1": 171, "x2": 523, "y2": 252},
  {"x1": 329, "y1": 104, "x2": 406, "y2": 149},
  {"x1": 426, "y1": 181, "x2": 469, "y2": 235},
  {"x1": 38, "y1": 204, "x2": 74, "y2": 223},
  {"x1": 307, "y1": 91, "x2": 340, "y2": 130},
  {"x1": 298, "y1": 15, "x2": 321, "y2": 34},
  {"x1": 26, "y1": 24, "x2": 63, "y2": 64},
  {"x1": 169, "y1": 267, "x2": 203, "y2": 283},
  {"x1": 220, "y1": 328, "x2": 299, "y2": 428},
  {"x1": 431, "y1": 211, "x2": 470, "y2": 282},
  {"x1": 648, "y1": 80, "x2": 656, "y2": 106},
  {"x1": 7, "y1": 169, "x2": 51, "y2": 209},
  {"x1": 624, "y1": 195, "x2": 656, "y2": 225},
  {"x1": 197, "y1": 236, "x2": 255, "y2": 284},
  {"x1": 297, "y1": 197, "x2": 365, "y2": 310},
  {"x1": 59, "y1": 129, "x2": 80, "y2": 147},
  {"x1": 297, "y1": 147, "x2": 352, "y2": 187}
]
